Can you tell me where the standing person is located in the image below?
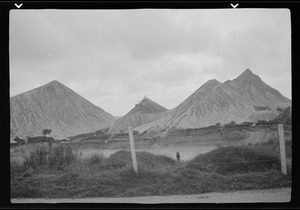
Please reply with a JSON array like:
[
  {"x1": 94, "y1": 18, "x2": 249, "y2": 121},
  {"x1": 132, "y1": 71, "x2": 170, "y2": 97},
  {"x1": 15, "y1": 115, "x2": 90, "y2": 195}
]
[{"x1": 176, "y1": 152, "x2": 181, "y2": 162}]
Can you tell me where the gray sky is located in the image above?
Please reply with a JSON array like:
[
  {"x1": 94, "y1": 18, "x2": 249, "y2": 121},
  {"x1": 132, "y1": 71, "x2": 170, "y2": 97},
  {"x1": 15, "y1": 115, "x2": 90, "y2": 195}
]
[{"x1": 10, "y1": 9, "x2": 291, "y2": 116}]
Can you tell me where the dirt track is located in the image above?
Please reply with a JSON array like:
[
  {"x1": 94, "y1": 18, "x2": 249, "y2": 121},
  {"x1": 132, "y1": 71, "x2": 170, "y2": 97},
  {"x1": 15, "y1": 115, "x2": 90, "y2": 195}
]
[{"x1": 11, "y1": 188, "x2": 291, "y2": 203}]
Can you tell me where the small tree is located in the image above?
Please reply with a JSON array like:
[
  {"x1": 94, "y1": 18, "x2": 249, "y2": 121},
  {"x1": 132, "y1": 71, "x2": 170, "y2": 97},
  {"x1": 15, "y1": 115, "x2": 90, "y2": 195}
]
[
  {"x1": 42, "y1": 129, "x2": 53, "y2": 154},
  {"x1": 228, "y1": 121, "x2": 236, "y2": 126},
  {"x1": 14, "y1": 136, "x2": 25, "y2": 145},
  {"x1": 215, "y1": 122, "x2": 221, "y2": 127},
  {"x1": 42, "y1": 129, "x2": 52, "y2": 136}
]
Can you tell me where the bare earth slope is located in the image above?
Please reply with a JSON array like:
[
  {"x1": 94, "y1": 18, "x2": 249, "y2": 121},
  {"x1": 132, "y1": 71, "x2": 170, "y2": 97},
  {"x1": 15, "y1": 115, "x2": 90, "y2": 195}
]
[
  {"x1": 109, "y1": 97, "x2": 168, "y2": 133},
  {"x1": 232, "y1": 69, "x2": 291, "y2": 107},
  {"x1": 10, "y1": 80, "x2": 116, "y2": 139},
  {"x1": 134, "y1": 69, "x2": 291, "y2": 133}
]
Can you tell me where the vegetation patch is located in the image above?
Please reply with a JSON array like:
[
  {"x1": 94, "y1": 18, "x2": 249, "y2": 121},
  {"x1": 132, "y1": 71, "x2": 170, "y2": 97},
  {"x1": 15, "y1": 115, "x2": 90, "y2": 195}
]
[
  {"x1": 22, "y1": 145, "x2": 77, "y2": 172},
  {"x1": 187, "y1": 146, "x2": 280, "y2": 175},
  {"x1": 11, "y1": 145, "x2": 291, "y2": 198}
]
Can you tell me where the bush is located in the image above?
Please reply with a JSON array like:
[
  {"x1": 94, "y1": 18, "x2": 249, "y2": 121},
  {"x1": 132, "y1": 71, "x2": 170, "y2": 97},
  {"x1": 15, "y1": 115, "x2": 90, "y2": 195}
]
[
  {"x1": 10, "y1": 161, "x2": 27, "y2": 176},
  {"x1": 103, "y1": 150, "x2": 176, "y2": 170},
  {"x1": 14, "y1": 136, "x2": 26, "y2": 145},
  {"x1": 26, "y1": 136, "x2": 55, "y2": 144},
  {"x1": 49, "y1": 145, "x2": 77, "y2": 170},
  {"x1": 136, "y1": 152, "x2": 176, "y2": 169},
  {"x1": 23, "y1": 146, "x2": 48, "y2": 170},
  {"x1": 102, "y1": 151, "x2": 130, "y2": 170},
  {"x1": 23, "y1": 145, "x2": 76, "y2": 171},
  {"x1": 254, "y1": 139, "x2": 292, "y2": 160},
  {"x1": 86, "y1": 154, "x2": 104, "y2": 166},
  {"x1": 187, "y1": 146, "x2": 280, "y2": 175}
]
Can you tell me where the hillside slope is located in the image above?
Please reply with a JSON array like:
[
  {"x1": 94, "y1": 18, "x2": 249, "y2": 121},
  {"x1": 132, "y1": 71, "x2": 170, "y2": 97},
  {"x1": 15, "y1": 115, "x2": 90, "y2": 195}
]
[
  {"x1": 10, "y1": 80, "x2": 116, "y2": 139},
  {"x1": 133, "y1": 69, "x2": 291, "y2": 133},
  {"x1": 109, "y1": 97, "x2": 168, "y2": 133}
]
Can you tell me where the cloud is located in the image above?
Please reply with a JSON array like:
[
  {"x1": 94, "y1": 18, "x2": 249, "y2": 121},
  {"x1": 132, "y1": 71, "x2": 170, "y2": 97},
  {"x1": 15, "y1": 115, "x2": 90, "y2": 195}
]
[
  {"x1": 10, "y1": 10, "x2": 71, "y2": 64},
  {"x1": 118, "y1": 10, "x2": 222, "y2": 59},
  {"x1": 10, "y1": 9, "x2": 291, "y2": 115}
]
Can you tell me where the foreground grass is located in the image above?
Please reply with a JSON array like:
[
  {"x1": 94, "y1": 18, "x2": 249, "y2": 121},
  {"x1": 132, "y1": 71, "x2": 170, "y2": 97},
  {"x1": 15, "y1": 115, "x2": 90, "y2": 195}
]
[{"x1": 11, "y1": 145, "x2": 291, "y2": 198}]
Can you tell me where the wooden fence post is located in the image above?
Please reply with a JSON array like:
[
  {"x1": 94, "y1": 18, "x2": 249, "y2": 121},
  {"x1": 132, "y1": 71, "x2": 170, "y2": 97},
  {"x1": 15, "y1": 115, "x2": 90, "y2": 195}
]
[
  {"x1": 128, "y1": 127, "x2": 138, "y2": 174},
  {"x1": 48, "y1": 139, "x2": 53, "y2": 155},
  {"x1": 278, "y1": 124, "x2": 287, "y2": 175}
]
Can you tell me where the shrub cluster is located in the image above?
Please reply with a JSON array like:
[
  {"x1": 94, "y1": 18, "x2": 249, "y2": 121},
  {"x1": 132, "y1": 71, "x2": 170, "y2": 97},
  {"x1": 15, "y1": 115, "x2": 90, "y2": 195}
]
[
  {"x1": 187, "y1": 146, "x2": 280, "y2": 174},
  {"x1": 23, "y1": 145, "x2": 77, "y2": 171},
  {"x1": 83, "y1": 150, "x2": 176, "y2": 171}
]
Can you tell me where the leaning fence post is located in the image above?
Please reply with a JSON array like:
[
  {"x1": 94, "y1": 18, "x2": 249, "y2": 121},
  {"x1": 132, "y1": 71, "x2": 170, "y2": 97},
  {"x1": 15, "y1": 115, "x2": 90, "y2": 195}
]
[
  {"x1": 278, "y1": 124, "x2": 287, "y2": 175},
  {"x1": 128, "y1": 127, "x2": 138, "y2": 174},
  {"x1": 47, "y1": 139, "x2": 53, "y2": 155}
]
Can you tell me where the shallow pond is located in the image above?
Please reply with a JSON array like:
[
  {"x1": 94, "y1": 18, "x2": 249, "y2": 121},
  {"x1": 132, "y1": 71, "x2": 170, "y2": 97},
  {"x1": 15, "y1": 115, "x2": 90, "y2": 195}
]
[{"x1": 75, "y1": 145, "x2": 217, "y2": 161}]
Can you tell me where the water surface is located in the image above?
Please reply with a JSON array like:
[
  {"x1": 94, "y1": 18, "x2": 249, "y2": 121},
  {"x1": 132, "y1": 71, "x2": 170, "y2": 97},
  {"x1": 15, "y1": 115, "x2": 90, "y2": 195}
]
[{"x1": 76, "y1": 145, "x2": 217, "y2": 161}]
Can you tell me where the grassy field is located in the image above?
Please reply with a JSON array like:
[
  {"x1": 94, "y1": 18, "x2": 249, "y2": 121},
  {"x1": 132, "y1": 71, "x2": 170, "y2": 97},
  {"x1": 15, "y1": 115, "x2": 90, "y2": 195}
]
[{"x1": 10, "y1": 141, "x2": 292, "y2": 199}]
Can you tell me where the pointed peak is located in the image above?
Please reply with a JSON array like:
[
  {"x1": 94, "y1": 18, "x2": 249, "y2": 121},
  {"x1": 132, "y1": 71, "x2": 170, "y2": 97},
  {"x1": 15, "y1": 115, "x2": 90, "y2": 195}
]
[
  {"x1": 48, "y1": 80, "x2": 62, "y2": 85},
  {"x1": 238, "y1": 68, "x2": 255, "y2": 78},
  {"x1": 244, "y1": 68, "x2": 254, "y2": 75},
  {"x1": 131, "y1": 97, "x2": 168, "y2": 114},
  {"x1": 140, "y1": 96, "x2": 150, "y2": 103},
  {"x1": 44, "y1": 80, "x2": 67, "y2": 89},
  {"x1": 205, "y1": 79, "x2": 221, "y2": 85},
  {"x1": 189, "y1": 79, "x2": 221, "y2": 100},
  {"x1": 50, "y1": 80, "x2": 59, "y2": 83},
  {"x1": 199, "y1": 79, "x2": 221, "y2": 89},
  {"x1": 234, "y1": 69, "x2": 263, "y2": 83},
  {"x1": 135, "y1": 96, "x2": 155, "y2": 106},
  {"x1": 137, "y1": 97, "x2": 156, "y2": 106}
]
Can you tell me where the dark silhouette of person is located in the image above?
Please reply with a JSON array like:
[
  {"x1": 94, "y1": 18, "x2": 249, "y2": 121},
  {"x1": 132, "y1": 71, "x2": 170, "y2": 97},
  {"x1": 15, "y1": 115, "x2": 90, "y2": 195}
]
[{"x1": 176, "y1": 152, "x2": 181, "y2": 162}]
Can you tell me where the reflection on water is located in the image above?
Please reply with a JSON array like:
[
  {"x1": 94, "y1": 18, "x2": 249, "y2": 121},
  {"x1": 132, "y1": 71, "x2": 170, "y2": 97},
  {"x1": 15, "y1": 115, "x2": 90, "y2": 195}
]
[{"x1": 76, "y1": 145, "x2": 217, "y2": 161}]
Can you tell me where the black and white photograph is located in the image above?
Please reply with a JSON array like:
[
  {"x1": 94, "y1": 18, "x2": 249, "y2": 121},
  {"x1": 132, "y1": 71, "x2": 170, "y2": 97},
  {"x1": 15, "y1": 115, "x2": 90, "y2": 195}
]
[{"x1": 9, "y1": 6, "x2": 292, "y2": 204}]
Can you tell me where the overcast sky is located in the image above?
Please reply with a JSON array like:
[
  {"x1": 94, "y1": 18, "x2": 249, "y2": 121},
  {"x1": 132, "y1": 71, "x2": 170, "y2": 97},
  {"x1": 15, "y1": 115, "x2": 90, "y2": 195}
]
[{"x1": 10, "y1": 9, "x2": 291, "y2": 116}]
